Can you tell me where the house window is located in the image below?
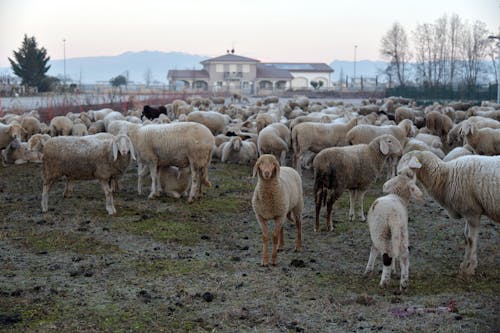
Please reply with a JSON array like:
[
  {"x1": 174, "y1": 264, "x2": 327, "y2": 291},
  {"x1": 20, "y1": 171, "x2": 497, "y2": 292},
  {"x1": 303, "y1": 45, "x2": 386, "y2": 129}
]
[
  {"x1": 242, "y1": 64, "x2": 250, "y2": 73},
  {"x1": 229, "y1": 64, "x2": 237, "y2": 72},
  {"x1": 216, "y1": 64, "x2": 223, "y2": 73}
]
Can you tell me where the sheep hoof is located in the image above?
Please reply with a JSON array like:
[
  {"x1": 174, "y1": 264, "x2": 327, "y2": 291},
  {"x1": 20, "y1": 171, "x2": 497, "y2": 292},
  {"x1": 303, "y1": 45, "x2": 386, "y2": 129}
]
[{"x1": 364, "y1": 270, "x2": 373, "y2": 277}]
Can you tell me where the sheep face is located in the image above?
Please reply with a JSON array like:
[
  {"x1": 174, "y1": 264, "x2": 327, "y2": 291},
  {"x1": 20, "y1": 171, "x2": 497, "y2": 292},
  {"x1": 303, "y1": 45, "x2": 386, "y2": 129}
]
[
  {"x1": 377, "y1": 135, "x2": 403, "y2": 156},
  {"x1": 112, "y1": 135, "x2": 136, "y2": 161},
  {"x1": 253, "y1": 154, "x2": 280, "y2": 180},
  {"x1": 231, "y1": 137, "x2": 242, "y2": 152},
  {"x1": 383, "y1": 168, "x2": 424, "y2": 203},
  {"x1": 9, "y1": 124, "x2": 25, "y2": 140}
]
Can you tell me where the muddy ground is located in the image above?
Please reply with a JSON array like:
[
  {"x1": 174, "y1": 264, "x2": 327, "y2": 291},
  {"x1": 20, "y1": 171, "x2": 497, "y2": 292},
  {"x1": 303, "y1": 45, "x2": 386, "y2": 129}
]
[{"x1": 0, "y1": 160, "x2": 498, "y2": 332}]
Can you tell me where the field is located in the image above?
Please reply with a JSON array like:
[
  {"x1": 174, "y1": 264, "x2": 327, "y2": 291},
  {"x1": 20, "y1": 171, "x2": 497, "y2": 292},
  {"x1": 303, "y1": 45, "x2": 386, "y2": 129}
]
[{"x1": 0, "y1": 161, "x2": 498, "y2": 332}]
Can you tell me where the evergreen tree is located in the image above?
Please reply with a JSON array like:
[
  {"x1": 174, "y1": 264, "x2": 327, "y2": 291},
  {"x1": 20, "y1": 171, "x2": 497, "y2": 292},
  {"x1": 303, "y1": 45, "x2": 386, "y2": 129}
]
[{"x1": 8, "y1": 34, "x2": 51, "y2": 90}]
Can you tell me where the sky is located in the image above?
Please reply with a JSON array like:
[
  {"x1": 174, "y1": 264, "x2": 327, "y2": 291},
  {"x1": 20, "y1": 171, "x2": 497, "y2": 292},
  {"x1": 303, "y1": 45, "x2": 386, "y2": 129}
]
[{"x1": 0, "y1": 0, "x2": 499, "y2": 67}]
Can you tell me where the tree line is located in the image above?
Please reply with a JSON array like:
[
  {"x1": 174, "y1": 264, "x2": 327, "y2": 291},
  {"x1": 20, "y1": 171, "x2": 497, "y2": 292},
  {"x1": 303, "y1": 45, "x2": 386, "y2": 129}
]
[{"x1": 380, "y1": 14, "x2": 498, "y2": 90}]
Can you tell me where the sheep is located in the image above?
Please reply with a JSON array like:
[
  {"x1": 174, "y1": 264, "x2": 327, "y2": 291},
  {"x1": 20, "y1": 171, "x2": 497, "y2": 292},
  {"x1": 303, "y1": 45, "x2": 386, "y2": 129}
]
[
  {"x1": 447, "y1": 116, "x2": 500, "y2": 149},
  {"x1": 142, "y1": 105, "x2": 167, "y2": 120},
  {"x1": 71, "y1": 123, "x2": 88, "y2": 136},
  {"x1": 257, "y1": 123, "x2": 291, "y2": 165},
  {"x1": 397, "y1": 151, "x2": 500, "y2": 276},
  {"x1": 403, "y1": 138, "x2": 445, "y2": 159},
  {"x1": 135, "y1": 122, "x2": 214, "y2": 202},
  {"x1": 364, "y1": 167, "x2": 424, "y2": 291},
  {"x1": 443, "y1": 145, "x2": 474, "y2": 162},
  {"x1": 256, "y1": 113, "x2": 276, "y2": 133},
  {"x1": 313, "y1": 134, "x2": 403, "y2": 231},
  {"x1": 186, "y1": 111, "x2": 231, "y2": 135},
  {"x1": 425, "y1": 111, "x2": 454, "y2": 139},
  {"x1": 459, "y1": 122, "x2": 500, "y2": 156},
  {"x1": 88, "y1": 108, "x2": 113, "y2": 122},
  {"x1": 466, "y1": 108, "x2": 500, "y2": 121},
  {"x1": 292, "y1": 118, "x2": 358, "y2": 175},
  {"x1": 103, "y1": 111, "x2": 125, "y2": 131},
  {"x1": 41, "y1": 134, "x2": 136, "y2": 215},
  {"x1": 159, "y1": 166, "x2": 191, "y2": 198},
  {"x1": 252, "y1": 154, "x2": 303, "y2": 266},
  {"x1": 394, "y1": 106, "x2": 416, "y2": 124},
  {"x1": 27, "y1": 133, "x2": 51, "y2": 152},
  {"x1": 220, "y1": 136, "x2": 258, "y2": 165},
  {"x1": 0, "y1": 123, "x2": 25, "y2": 150},
  {"x1": 49, "y1": 116, "x2": 73, "y2": 136},
  {"x1": 346, "y1": 119, "x2": 414, "y2": 147},
  {"x1": 20, "y1": 116, "x2": 41, "y2": 141},
  {"x1": 88, "y1": 120, "x2": 106, "y2": 135}
]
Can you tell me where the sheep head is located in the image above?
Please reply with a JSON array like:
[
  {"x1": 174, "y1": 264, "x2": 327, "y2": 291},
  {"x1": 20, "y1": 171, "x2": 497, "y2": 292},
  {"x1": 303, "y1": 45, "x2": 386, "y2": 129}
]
[
  {"x1": 231, "y1": 136, "x2": 242, "y2": 152},
  {"x1": 112, "y1": 135, "x2": 136, "y2": 161},
  {"x1": 376, "y1": 134, "x2": 403, "y2": 156},
  {"x1": 253, "y1": 154, "x2": 280, "y2": 180}
]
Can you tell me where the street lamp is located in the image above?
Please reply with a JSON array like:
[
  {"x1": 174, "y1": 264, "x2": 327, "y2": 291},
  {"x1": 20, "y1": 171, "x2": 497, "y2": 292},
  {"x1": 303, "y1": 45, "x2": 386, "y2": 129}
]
[
  {"x1": 353, "y1": 45, "x2": 358, "y2": 87},
  {"x1": 63, "y1": 38, "x2": 66, "y2": 86},
  {"x1": 488, "y1": 35, "x2": 500, "y2": 104}
]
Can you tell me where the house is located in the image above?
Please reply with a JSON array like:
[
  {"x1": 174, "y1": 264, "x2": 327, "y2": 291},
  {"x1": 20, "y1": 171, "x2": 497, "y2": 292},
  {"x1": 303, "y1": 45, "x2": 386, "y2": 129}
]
[{"x1": 167, "y1": 52, "x2": 333, "y2": 95}]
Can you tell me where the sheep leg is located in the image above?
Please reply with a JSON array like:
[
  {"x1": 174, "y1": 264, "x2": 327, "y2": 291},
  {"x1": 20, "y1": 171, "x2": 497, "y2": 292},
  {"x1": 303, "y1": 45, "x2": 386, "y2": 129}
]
[
  {"x1": 348, "y1": 190, "x2": 356, "y2": 221},
  {"x1": 279, "y1": 150, "x2": 286, "y2": 166},
  {"x1": 137, "y1": 161, "x2": 148, "y2": 195},
  {"x1": 100, "y1": 180, "x2": 116, "y2": 215},
  {"x1": 63, "y1": 180, "x2": 73, "y2": 198},
  {"x1": 187, "y1": 164, "x2": 198, "y2": 203},
  {"x1": 357, "y1": 190, "x2": 367, "y2": 221},
  {"x1": 148, "y1": 162, "x2": 160, "y2": 199},
  {"x1": 293, "y1": 152, "x2": 302, "y2": 176},
  {"x1": 399, "y1": 248, "x2": 410, "y2": 292},
  {"x1": 258, "y1": 216, "x2": 269, "y2": 266},
  {"x1": 364, "y1": 245, "x2": 379, "y2": 277},
  {"x1": 380, "y1": 253, "x2": 393, "y2": 288},
  {"x1": 314, "y1": 190, "x2": 323, "y2": 232},
  {"x1": 278, "y1": 223, "x2": 284, "y2": 251},
  {"x1": 459, "y1": 217, "x2": 480, "y2": 276},
  {"x1": 293, "y1": 210, "x2": 302, "y2": 251},
  {"x1": 41, "y1": 181, "x2": 54, "y2": 213},
  {"x1": 325, "y1": 194, "x2": 335, "y2": 232},
  {"x1": 271, "y1": 217, "x2": 284, "y2": 266}
]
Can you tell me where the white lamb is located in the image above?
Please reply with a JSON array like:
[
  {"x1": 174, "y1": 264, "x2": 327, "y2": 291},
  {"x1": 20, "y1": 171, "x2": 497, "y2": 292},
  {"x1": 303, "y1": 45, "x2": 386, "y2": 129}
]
[
  {"x1": 397, "y1": 151, "x2": 500, "y2": 276},
  {"x1": 364, "y1": 167, "x2": 424, "y2": 291}
]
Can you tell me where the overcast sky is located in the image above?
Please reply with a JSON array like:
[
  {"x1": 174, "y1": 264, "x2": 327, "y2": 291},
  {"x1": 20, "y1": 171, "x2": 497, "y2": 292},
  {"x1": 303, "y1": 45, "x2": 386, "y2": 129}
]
[{"x1": 0, "y1": 0, "x2": 498, "y2": 67}]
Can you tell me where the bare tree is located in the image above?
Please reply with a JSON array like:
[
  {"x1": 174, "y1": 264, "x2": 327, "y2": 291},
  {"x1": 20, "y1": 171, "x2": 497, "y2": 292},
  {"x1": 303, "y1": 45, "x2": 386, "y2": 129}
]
[
  {"x1": 461, "y1": 20, "x2": 489, "y2": 87},
  {"x1": 448, "y1": 14, "x2": 464, "y2": 86},
  {"x1": 380, "y1": 22, "x2": 411, "y2": 87},
  {"x1": 144, "y1": 68, "x2": 153, "y2": 87}
]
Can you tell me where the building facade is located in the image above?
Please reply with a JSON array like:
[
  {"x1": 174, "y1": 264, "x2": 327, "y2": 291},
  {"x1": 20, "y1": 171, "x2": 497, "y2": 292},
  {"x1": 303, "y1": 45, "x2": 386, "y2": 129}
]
[{"x1": 167, "y1": 53, "x2": 333, "y2": 95}]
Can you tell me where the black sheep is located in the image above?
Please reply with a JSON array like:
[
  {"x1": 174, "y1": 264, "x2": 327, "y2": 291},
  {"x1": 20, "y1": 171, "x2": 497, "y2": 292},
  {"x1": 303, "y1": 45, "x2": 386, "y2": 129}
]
[{"x1": 142, "y1": 105, "x2": 167, "y2": 120}]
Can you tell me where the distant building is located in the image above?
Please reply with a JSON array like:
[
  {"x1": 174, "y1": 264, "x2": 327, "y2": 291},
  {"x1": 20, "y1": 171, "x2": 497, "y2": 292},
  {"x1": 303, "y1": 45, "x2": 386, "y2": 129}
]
[{"x1": 167, "y1": 52, "x2": 333, "y2": 95}]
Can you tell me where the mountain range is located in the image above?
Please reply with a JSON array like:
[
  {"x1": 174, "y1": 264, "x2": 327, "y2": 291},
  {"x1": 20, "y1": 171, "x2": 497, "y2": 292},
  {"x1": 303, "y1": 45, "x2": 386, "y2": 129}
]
[{"x1": 1, "y1": 50, "x2": 388, "y2": 84}]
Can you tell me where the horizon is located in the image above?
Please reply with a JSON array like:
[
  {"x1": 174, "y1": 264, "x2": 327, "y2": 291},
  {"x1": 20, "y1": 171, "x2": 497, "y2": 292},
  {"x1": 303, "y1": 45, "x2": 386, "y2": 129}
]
[{"x1": 1, "y1": 0, "x2": 498, "y2": 68}]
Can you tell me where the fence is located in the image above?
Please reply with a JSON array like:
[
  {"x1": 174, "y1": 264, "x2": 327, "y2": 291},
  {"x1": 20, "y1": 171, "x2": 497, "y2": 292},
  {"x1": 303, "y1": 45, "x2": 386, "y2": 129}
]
[{"x1": 385, "y1": 84, "x2": 498, "y2": 103}]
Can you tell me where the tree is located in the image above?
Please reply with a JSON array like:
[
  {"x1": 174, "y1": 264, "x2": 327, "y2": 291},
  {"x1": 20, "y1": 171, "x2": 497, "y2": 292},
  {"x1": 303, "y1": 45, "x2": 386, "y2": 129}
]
[
  {"x1": 310, "y1": 81, "x2": 318, "y2": 89},
  {"x1": 461, "y1": 20, "x2": 489, "y2": 87},
  {"x1": 110, "y1": 75, "x2": 127, "y2": 87},
  {"x1": 8, "y1": 34, "x2": 51, "y2": 90},
  {"x1": 380, "y1": 22, "x2": 411, "y2": 87}
]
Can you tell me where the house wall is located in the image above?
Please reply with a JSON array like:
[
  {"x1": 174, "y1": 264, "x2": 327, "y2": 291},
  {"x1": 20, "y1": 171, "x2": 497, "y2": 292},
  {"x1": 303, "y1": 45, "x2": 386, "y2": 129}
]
[{"x1": 289, "y1": 71, "x2": 331, "y2": 89}]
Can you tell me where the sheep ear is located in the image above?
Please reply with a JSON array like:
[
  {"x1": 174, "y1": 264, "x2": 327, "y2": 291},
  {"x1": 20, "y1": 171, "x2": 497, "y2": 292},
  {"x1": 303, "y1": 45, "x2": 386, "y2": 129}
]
[
  {"x1": 252, "y1": 159, "x2": 260, "y2": 178},
  {"x1": 126, "y1": 136, "x2": 136, "y2": 161},
  {"x1": 112, "y1": 141, "x2": 118, "y2": 161},
  {"x1": 408, "y1": 156, "x2": 422, "y2": 169},
  {"x1": 273, "y1": 159, "x2": 280, "y2": 178},
  {"x1": 382, "y1": 178, "x2": 395, "y2": 193},
  {"x1": 380, "y1": 140, "x2": 389, "y2": 155}
]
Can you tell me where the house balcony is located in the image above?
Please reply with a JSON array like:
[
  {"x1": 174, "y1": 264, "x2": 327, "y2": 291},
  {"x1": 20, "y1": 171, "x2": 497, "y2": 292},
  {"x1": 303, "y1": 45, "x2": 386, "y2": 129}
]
[{"x1": 224, "y1": 72, "x2": 243, "y2": 80}]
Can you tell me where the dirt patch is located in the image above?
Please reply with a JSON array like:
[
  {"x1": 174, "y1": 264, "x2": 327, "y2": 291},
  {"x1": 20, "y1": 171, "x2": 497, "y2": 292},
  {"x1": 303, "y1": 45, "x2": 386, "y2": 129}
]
[{"x1": 0, "y1": 162, "x2": 498, "y2": 332}]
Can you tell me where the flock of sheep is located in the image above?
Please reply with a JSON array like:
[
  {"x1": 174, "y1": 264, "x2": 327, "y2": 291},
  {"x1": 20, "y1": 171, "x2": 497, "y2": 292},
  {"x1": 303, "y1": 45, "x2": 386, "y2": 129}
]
[{"x1": 1, "y1": 94, "x2": 499, "y2": 292}]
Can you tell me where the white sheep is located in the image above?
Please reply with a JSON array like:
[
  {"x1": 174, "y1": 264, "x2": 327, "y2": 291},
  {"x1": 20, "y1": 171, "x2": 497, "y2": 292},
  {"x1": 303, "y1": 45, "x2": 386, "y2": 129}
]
[
  {"x1": 313, "y1": 134, "x2": 403, "y2": 231},
  {"x1": 103, "y1": 111, "x2": 126, "y2": 131},
  {"x1": 135, "y1": 122, "x2": 214, "y2": 202},
  {"x1": 252, "y1": 154, "x2": 303, "y2": 266},
  {"x1": 292, "y1": 117, "x2": 358, "y2": 175},
  {"x1": 186, "y1": 111, "x2": 231, "y2": 135},
  {"x1": 397, "y1": 151, "x2": 500, "y2": 276},
  {"x1": 41, "y1": 134, "x2": 136, "y2": 215},
  {"x1": 88, "y1": 108, "x2": 114, "y2": 122},
  {"x1": 220, "y1": 136, "x2": 258, "y2": 165},
  {"x1": 364, "y1": 167, "x2": 424, "y2": 291},
  {"x1": 0, "y1": 122, "x2": 25, "y2": 150},
  {"x1": 71, "y1": 123, "x2": 88, "y2": 136},
  {"x1": 257, "y1": 123, "x2": 291, "y2": 165},
  {"x1": 459, "y1": 122, "x2": 500, "y2": 156},
  {"x1": 49, "y1": 116, "x2": 73, "y2": 136},
  {"x1": 20, "y1": 116, "x2": 41, "y2": 141},
  {"x1": 159, "y1": 166, "x2": 191, "y2": 198},
  {"x1": 443, "y1": 145, "x2": 474, "y2": 162}
]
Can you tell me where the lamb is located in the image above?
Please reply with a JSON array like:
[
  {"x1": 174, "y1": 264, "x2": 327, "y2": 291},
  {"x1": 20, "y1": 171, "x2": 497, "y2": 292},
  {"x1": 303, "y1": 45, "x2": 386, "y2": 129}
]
[
  {"x1": 186, "y1": 111, "x2": 231, "y2": 135},
  {"x1": 41, "y1": 134, "x2": 136, "y2": 215},
  {"x1": 257, "y1": 123, "x2": 291, "y2": 165},
  {"x1": 459, "y1": 122, "x2": 500, "y2": 155},
  {"x1": 159, "y1": 166, "x2": 191, "y2": 198},
  {"x1": 397, "y1": 151, "x2": 500, "y2": 276},
  {"x1": 292, "y1": 118, "x2": 358, "y2": 175},
  {"x1": 49, "y1": 116, "x2": 73, "y2": 136},
  {"x1": 20, "y1": 116, "x2": 41, "y2": 141},
  {"x1": 364, "y1": 167, "x2": 424, "y2": 291},
  {"x1": 313, "y1": 134, "x2": 403, "y2": 231},
  {"x1": 252, "y1": 154, "x2": 303, "y2": 266},
  {"x1": 135, "y1": 122, "x2": 214, "y2": 202},
  {"x1": 220, "y1": 136, "x2": 258, "y2": 165},
  {"x1": 142, "y1": 105, "x2": 167, "y2": 120},
  {"x1": 0, "y1": 123, "x2": 24, "y2": 150},
  {"x1": 71, "y1": 123, "x2": 88, "y2": 136}
]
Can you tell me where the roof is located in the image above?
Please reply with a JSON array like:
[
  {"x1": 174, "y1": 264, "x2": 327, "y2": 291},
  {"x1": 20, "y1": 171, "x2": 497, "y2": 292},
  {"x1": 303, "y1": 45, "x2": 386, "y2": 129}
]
[
  {"x1": 256, "y1": 64, "x2": 293, "y2": 80},
  {"x1": 265, "y1": 63, "x2": 334, "y2": 73},
  {"x1": 201, "y1": 53, "x2": 260, "y2": 64},
  {"x1": 167, "y1": 69, "x2": 209, "y2": 80}
]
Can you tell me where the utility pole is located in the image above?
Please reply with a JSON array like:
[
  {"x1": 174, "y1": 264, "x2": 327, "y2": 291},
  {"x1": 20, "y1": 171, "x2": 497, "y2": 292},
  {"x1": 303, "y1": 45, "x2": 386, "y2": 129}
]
[
  {"x1": 488, "y1": 35, "x2": 500, "y2": 104},
  {"x1": 354, "y1": 45, "x2": 358, "y2": 87},
  {"x1": 63, "y1": 38, "x2": 66, "y2": 86}
]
